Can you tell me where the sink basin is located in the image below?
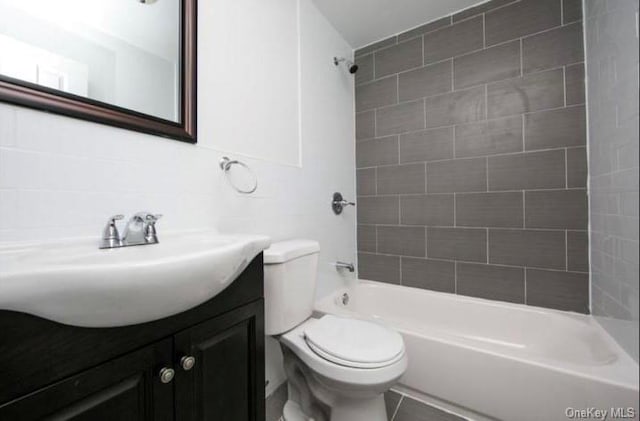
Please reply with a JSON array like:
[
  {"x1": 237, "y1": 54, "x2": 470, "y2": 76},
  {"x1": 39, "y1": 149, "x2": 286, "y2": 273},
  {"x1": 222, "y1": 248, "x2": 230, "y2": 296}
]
[{"x1": 0, "y1": 231, "x2": 270, "y2": 327}]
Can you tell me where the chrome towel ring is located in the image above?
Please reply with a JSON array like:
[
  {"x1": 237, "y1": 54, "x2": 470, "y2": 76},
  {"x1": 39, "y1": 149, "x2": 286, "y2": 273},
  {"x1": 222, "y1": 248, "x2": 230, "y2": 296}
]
[{"x1": 219, "y1": 156, "x2": 258, "y2": 194}]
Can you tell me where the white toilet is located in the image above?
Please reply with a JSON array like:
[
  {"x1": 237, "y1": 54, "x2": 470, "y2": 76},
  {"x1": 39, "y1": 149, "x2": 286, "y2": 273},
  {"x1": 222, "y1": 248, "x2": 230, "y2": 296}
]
[{"x1": 264, "y1": 239, "x2": 408, "y2": 421}]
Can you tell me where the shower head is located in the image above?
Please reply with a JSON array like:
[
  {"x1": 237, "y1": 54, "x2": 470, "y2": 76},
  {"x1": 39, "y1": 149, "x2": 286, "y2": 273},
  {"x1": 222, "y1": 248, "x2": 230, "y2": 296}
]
[{"x1": 333, "y1": 57, "x2": 359, "y2": 74}]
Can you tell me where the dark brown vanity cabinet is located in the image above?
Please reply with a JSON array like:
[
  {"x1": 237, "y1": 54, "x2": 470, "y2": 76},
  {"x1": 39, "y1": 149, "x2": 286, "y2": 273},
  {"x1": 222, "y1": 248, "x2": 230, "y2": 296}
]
[
  {"x1": 0, "y1": 338, "x2": 176, "y2": 421},
  {"x1": 175, "y1": 302, "x2": 264, "y2": 421},
  {"x1": 0, "y1": 256, "x2": 265, "y2": 421}
]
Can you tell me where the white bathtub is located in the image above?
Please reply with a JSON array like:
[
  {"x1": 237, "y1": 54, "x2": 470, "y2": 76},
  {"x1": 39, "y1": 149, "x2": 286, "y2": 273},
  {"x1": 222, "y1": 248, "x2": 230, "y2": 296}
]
[{"x1": 315, "y1": 280, "x2": 639, "y2": 421}]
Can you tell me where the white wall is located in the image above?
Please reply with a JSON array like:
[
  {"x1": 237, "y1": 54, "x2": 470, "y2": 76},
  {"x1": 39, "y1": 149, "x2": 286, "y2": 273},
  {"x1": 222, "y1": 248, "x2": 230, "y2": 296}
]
[
  {"x1": 0, "y1": 0, "x2": 355, "y2": 396},
  {"x1": 205, "y1": 0, "x2": 302, "y2": 165}
]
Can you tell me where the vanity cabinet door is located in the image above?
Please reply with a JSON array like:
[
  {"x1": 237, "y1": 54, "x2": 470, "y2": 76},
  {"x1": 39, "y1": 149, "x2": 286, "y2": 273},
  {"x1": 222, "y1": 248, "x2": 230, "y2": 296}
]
[
  {"x1": 174, "y1": 300, "x2": 265, "y2": 421},
  {"x1": 0, "y1": 338, "x2": 175, "y2": 421}
]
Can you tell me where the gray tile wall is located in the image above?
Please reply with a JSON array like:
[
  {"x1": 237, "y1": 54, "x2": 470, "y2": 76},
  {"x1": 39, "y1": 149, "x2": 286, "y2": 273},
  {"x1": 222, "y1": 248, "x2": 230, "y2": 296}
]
[
  {"x1": 355, "y1": 0, "x2": 589, "y2": 313},
  {"x1": 584, "y1": 0, "x2": 639, "y2": 361}
]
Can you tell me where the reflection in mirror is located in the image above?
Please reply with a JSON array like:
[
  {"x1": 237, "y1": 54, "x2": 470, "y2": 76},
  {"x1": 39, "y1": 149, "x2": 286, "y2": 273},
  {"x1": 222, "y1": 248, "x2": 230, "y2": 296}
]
[{"x1": 0, "y1": 0, "x2": 181, "y2": 122}]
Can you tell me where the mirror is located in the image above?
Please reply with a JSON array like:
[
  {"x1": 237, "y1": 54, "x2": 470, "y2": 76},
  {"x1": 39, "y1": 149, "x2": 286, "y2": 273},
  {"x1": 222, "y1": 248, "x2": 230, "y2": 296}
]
[{"x1": 0, "y1": 0, "x2": 196, "y2": 142}]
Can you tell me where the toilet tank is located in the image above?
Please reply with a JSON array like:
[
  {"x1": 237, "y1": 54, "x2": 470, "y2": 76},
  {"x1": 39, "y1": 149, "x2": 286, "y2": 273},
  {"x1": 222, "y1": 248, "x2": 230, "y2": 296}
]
[{"x1": 264, "y1": 239, "x2": 320, "y2": 335}]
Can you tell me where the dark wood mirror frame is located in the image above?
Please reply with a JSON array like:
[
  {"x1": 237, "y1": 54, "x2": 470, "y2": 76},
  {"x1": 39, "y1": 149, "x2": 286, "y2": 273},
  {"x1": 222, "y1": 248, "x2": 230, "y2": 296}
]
[{"x1": 0, "y1": 0, "x2": 197, "y2": 144}]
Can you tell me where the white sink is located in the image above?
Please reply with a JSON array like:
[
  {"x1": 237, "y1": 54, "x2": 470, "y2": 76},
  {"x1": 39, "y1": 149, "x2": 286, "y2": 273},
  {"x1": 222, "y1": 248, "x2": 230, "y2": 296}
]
[{"x1": 0, "y1": 231, "x2": 270, "y2": 327}]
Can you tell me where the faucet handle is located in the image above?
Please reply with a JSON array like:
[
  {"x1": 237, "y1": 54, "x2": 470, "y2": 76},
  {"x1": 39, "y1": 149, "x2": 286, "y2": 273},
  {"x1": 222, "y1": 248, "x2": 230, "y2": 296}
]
[
  {"x1": 110, "y1": 214, "x2": 125, "y2": 222},
  {"x1": 100, "y1": 214, "x2": 124, "y2": 249},
  {"x1": 144, "y1": 214, "x2": 162, "y2": 243},
  {"x1": 145, "y1": 214, "x2": 162, "y2": 223}
]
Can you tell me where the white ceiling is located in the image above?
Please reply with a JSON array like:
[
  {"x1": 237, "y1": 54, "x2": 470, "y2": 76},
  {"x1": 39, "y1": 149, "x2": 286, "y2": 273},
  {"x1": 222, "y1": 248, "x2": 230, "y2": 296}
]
[{"x1": 312, "y1": 0, "x2": 487, "y2": 49}]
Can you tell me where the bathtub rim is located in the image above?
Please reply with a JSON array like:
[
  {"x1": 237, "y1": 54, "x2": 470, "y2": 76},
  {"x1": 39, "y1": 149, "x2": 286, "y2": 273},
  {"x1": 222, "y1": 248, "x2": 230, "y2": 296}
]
[{"x1": 315, "y1": 279, "x2": 639, "y2": 392}]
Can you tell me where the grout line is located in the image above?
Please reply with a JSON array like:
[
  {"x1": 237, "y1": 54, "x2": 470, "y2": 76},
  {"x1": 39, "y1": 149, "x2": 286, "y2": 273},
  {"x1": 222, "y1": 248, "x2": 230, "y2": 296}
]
[
  {"x1": 524, "y1": 268, "x2": 527, "y2": 304},
  {"x1": 358, "y1": 101, "x2": 583, "y2": 143},
  {"x1": 453, "y1": 193, "x2": 457, "y2": 227},
  {"x1": 372, "y1": 98, "x2": 424, "y2": 114},
  {"x1": 521, "y1": 114, "x2": 526, "y2": 151},
  {"x1": 392, "y1": 390, "x2": 473, "y2": 421},
  {"x1": 355, "y1": 220, "x2": 587, "y2": 232},
  {"x1": 458, "y1": 0, "x2": 520, "y2": 24},
  {"x1": 486, "y1": 228, "x2": 489, "y2": 263},
  {"x1": 484, "y1": 31, "x2": 529, "y2": 50},
  {"x1": 356, "y1": 186, "x2": 586, "y2": 196},
  {"x1": 484, "y1": 84, "x2": 488, "y2": 119},
  {"x1": 411, "y1": 54, "x2": 463, "y2": 72},
  {"x1": 563, "y1": 66, "x2": 567, "y2": 106},
  {"x1": 483, "y1": 13, "x2": 487, "y2": 48},
  {"x1": 373, "y1": 109, "x2": 377, "y2": 138},
  {"x1": 359, "y1": 250, "x2": 589, "y2": 274},
  {"x1": 371, "y1": 52, "x2": 377, "y2": 80},
  {"x1": 424, "y1": 226, "x2": 428, "y2": 258},
  {"x1": 454, "y1": 260, "x2": 458, "y2": 293},
  {"x1": 391, "y1": 395, "x2": 404, "y2": 421},
  {"x1": 360, "y1": 68, "x2": 583, "y2": 115},
  {"x1": 522, "y1": 190, "x2": 526, "y2": 228},
  {"x1": 564, "y1": 148, "x2": 568, "y2": 188},
  {"x1": 485, "y1": 157, "x2": 489, "y2": 191},
  {"x1": 423, "y1": 98, "x2": 428, "y2": 130},
  {"x1": 452, "y1": 125, "x2": 457, "y2": 159},
  {"x1": 519, "y1": 38, "x2": 524, "y2": 76},
  {"x1": 394, "y1": 59, "x2": 452, "y2": 79},
  {"x1": 565, "y1": 230, "x2": 569, "y2": 271},
  {"x1": 423, "y1": 162, "x2": 427, "y2": 194},
  {"x1": 520, "y1": 21, "x2": 580, "y2": 44},
  {"x1": 451, "y1": 58, "x2": 455, "y2": 91}
]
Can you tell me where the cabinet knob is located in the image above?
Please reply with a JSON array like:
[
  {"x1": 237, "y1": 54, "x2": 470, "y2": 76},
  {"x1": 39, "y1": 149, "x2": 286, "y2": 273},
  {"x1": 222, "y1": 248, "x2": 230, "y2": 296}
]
[
  {"x1": 159, "y1": 367, "x2": 175, "y2": 384},
  {"x1": 180, "y1": 355, "x2": 196, "y2": 371}
]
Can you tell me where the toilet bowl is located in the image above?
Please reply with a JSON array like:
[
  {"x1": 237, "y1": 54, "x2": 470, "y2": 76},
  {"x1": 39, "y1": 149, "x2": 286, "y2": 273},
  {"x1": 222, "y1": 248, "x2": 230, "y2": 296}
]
[
  {"x1": 264, "y1": 240, "x2": 407, "y2": 421},
  {"x1": 280, "y1": 316, "x2": 408, "y2": 421}
]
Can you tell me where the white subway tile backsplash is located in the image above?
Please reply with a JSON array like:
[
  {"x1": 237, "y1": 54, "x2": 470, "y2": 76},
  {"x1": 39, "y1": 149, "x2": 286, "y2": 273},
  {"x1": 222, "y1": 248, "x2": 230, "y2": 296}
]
[
  {"x1": 0, "y1": 104, "x2": 16, "y2": 147},
  {"x1": 0, "y1": 190, "x2": 17, "y2": 230}
]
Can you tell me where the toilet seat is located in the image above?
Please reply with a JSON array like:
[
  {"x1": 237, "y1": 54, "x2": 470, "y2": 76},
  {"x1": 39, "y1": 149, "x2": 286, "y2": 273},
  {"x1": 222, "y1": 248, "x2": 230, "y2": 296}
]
[
  {"x1": 280, "y1": 316, "x2": 408, "y2": 388},
  {"x1": 303, "y1": 315, "x2": 405, "y2": 368}
]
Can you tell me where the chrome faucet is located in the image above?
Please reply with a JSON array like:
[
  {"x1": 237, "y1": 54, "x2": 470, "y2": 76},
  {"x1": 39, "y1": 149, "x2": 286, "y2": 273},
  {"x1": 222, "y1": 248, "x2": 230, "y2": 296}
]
[
  {"x1": 100, "y1": 212, "x2": 162, "y2": 249},
  {"x1": 100, "y1": 214, "x2": 124, "y2": 249},
  {"x1": 332, "y1": 192, "x2": 355, "y2": 215},
  {"x1": 334, "y1": 261, "x2": 355, "y2": 272}
]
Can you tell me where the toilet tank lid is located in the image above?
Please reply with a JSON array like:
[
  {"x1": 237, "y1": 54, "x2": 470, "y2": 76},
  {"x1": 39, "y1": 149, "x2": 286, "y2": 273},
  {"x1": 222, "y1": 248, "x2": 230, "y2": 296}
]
[{"x1": 264, "y1": 240, "x2": 320, "y2": 264}]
